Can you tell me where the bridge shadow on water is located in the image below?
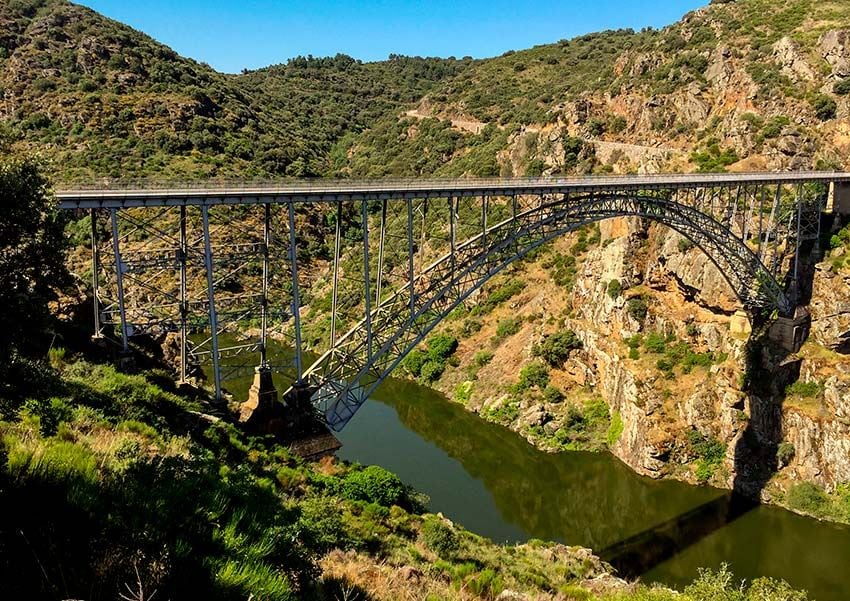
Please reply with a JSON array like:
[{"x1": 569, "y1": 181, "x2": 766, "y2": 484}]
[{"x1": 602, "y1": 228, "x2": 831, "y2": 579}]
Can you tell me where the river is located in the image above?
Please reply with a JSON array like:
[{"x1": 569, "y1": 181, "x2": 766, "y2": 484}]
[{"x1": 212, "y1": 343, "x2": 850, "y2": 600}]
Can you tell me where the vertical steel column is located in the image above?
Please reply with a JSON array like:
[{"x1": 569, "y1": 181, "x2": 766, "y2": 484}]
[
  {"x1": 178, "y1": 206, "x2": 188, "y2": 382},
  {"x1": 362, "y1": 200, "x2": 372, "y2": 362},
  {"x1": 482, "y1": 195, "x2": 489, "y2": 247},
  {"x1": 201, "y1": 206, "x2": 222, "y2": 401},
  {"x1": 330, "y1": 202, "x2": 342, "y2": 346},
  {"x1": 288, "y1": 203, "x2": 304, "y2": 382},
  {"x1": 757, "y1": 186, "x2": 766, "y2": 260},
  {"x1": 260, "y1": 203, "x2": 271, "y2": 367},
  {"x1": 742, "y1": 186, "x2": 754, "y2": 244},
  {"x1": 792, "y1": 183, "x2": 804, "y2": 294},
  {"x1": 727, "y1": 185, "x2": 741, "y2": 231},
  {"x1": 407, "y1": 198, "x2": 415, "y2": 318},
  {"x1": 90, "y1": 209, "x2": 102, "y2": 338},
  {"x1": 375, "y1": 199, "x2": 387, "y2": 306},
  {"x1": 109, "y1": 209, "x2": 130, "y2": 353},
  {"x1": 449, "y1": 196, "x2": 456, "y2": 274}
]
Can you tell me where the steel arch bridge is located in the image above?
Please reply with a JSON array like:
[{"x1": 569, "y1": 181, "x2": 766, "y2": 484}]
[{"x1": 57, "y1": 172, "x2": 850, "y2": 431}]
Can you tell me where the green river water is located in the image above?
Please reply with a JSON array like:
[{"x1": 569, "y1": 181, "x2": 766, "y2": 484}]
[{"x1": 211, "y1": 339, "x2": 850, "y2": 601}]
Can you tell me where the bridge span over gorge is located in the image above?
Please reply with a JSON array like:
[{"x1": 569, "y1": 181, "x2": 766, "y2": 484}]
[{"x1": 57, "y1": 172, "x2": 850, "y2": 431}]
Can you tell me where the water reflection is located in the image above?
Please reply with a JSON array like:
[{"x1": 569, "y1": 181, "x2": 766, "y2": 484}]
[{"x1": 210, "y1": 339, "x2": 850, "y2": 600}]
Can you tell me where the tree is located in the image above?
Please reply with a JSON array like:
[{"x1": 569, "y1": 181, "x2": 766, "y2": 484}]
[{"x1": 0, "y1": 156, "x2": 69, "y2": 357}]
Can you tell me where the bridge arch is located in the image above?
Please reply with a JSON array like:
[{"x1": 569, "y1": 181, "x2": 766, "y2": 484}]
[{"x1": 304, "y1": 191, "x2": 791, "y2": 430}]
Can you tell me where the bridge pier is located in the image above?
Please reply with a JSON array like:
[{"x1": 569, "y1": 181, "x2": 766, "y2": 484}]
[
  {"x1": 239, "y1": 366, "x2": 279, "y2": 424},
  {"x1": 729, "y1": 310, "x2": 752, "y2": 338},
  {"x1": 767, "y1": 306, "x2": 810, "y2": 353}
]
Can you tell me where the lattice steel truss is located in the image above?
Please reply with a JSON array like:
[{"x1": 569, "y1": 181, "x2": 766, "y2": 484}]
[{"x1": 63, "y1": 176, "x2": 836, "y2": 430}]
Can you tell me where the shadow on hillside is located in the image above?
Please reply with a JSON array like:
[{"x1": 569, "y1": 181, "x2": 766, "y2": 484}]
[{"x1": 605, "y1": 220, "x2": 829, "y2": 579}]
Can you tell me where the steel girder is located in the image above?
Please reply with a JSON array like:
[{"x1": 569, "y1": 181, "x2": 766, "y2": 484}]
[
  {"x1": 81, "y1": 179, "x2": 827, "y2": 428},
  {"x1": 303, "y1": 188, "x2": 810, "y2": 430}
]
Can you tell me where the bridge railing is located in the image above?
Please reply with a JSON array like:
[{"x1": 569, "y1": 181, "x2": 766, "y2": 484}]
[{"x1": 55, "y1": 171, "x2": 850, "y2": 195}]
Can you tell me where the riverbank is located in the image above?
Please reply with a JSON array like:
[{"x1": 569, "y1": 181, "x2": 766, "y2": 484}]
[{"x1": 4, "y1": 351, "x2": 817, "y2": 600}]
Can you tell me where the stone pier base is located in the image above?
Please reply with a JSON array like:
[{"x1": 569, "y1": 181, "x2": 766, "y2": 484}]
[
  {"x1": 239, "y1": 366, "x2": 279, "y2": 424},
  {"x1": 238, "y1": 369, "x2": 341, "y2": 459},
  {"x1": 768, "y1": 307, "x2": 811, "y2": 353},
  {"x1": 729, "y1": 310, "x2": 752, "y2": 337}
]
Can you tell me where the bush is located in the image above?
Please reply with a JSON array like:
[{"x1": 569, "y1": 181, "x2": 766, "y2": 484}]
[
  {"x1": 421, "y1": 517, "x2": 459, "y2": 557},
  {"x1": 473, "y1": 350, "x2": 494, "y2": 367},
  {"x1": 298, "y1": 497, "x2": 349, "y2": 553},
  {"x1": 834, "y1": 77, "x2": 850, "y2": 95},
  {"x1": 785, "y1": 380, "x2": 822, "y2": 398},
  {"x1": 420, "y1": 360, "x2": 445, "y2": 383},
  {"x1": 427, "y1": 334, "x2": 458, "y2": 362},
  {"x1": 495, "y1": 318, "x2": 521, "y2": 339},
  {"x1": 607, "y1": 411, "x2": 624, "y2": 446},
  {"x1": 342, "y1": 465, "x2": 407, "y2": 507},
  {"x1": 811, "y1": 94, "x2": 837, "y2": 121},
  {"x1": 606, "y1": 279, "x2": 622, "y2": 299},
  {"x1": 455, "y1": 381, "x2": 474, "y2": 404},
  {"x1": 401, "y1": 350, "x2": 428, "y2": 378},
  {"x1": 786, "y1": 482, "x2": 830, "y2": 516},
  {"x1": 517, "y1": 361, "x2": 550, "y2": 390},
  {"x1": 543, "y1": 384, "x2": 564, "y2": 404},
  {"x1": 643, "y1": 332, "x2": 667, "y2": 354},
  {"x1": 626, "y1": 296, "x2": 648, "y2": 322},
  {"x1": 687, "y1": 430, "x2": 726, "y2": 483},
  {"x1": 777, "y1": 442, "x2": 796, "y2": 467},
  {"x1": 534, "y1": 330, "x2": 582, "y2": 367}
]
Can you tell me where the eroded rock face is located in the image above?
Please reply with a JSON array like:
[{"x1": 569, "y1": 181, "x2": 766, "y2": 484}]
[
  {"x1": 821, "y1": 30, "x2": 850, "y2": 78},
  {"x1": 772, "y1": 36, "x2": 817, "y2": 82}
]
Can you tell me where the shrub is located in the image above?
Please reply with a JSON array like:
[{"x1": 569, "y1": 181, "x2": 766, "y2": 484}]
[
  {"x1": 420, "y1": 360, "x2": 445, "y2": 383},
  {"x1": 606, "y1": 279, "x2": 622, "y2": 299},
  {"x1": 786, "y1": 482, "x2": 830, "y2": 516},
  {"x1": 607, "y1": 411, "x2": 624, "y2": 446},
  {"x1": 687, "y1": 430, "x2": 726, "y2": 483},
  {"x1": 777, "y1": 442, "x2": 796, "y2": 467},
  {"x1": 834, "y1": 77, "x2": 850, "y2": 95},
  {"x1": 495, "y1": 318, "x2": 521, "y2": 339},
  {"x1": 421, "y1": 517, "x2": 459, "y2": 557},
  {"x1": 678, "y1": 237, "x2": 695, "y2": 253},
  {"x1": 427, "y1": 334, "x2": 458, "y2": 363},
  {"x1": 517, "y1": 361, "x2": 550, "y2": 390},
  {"x1": 473, "y1": 350, "x2": 494, "y2": 367},
  {"x1": 626, "y1": 296, "x2": 648, "y2": 321},
  {"x1": 543, "y1": 384, "x2": 564, "y2": 404},
  {"x1": 455, "y1": 381, "x2": 474, "y2": 404},
  {"x1": 342, "y1": 465, "x2": 407, "y2": 507},
  {"x1": 534, "y1": 330, "x2": 582, "y2": 367},
  {"x1": 643, "y1": 332, "x2": 667, "y2": 354},
  {"x1": 811, "y1": 94, "x2": 837, "y2": 121},
  {"x1": 785, "y1": 380, "x2": 822, "y2": 398}
]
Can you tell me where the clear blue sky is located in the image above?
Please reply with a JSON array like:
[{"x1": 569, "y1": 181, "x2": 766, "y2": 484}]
[{"x1": 76, "y1": 0, "x2": 707, "y2": 73}]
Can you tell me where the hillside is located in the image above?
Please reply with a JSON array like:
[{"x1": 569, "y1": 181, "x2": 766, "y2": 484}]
[
  {"x1": 338, "y1": 0, "x2": 850, "y2": 177},
  {"x1": 6, "y1": 0, "x2": 850, "y2": 182},
  {"x1": 0, "y1": 0, "x2": 468, "y2": 180}
]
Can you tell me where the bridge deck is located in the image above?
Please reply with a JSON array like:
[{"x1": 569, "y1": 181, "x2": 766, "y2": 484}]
[{"x1": 56, "y1": 171, "x2": 850, "y2": 208}]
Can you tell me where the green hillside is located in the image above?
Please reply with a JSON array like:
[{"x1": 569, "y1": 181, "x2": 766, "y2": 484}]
[{"x1": 0, "y1": 0, "x2": 468, "y2": 180}]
